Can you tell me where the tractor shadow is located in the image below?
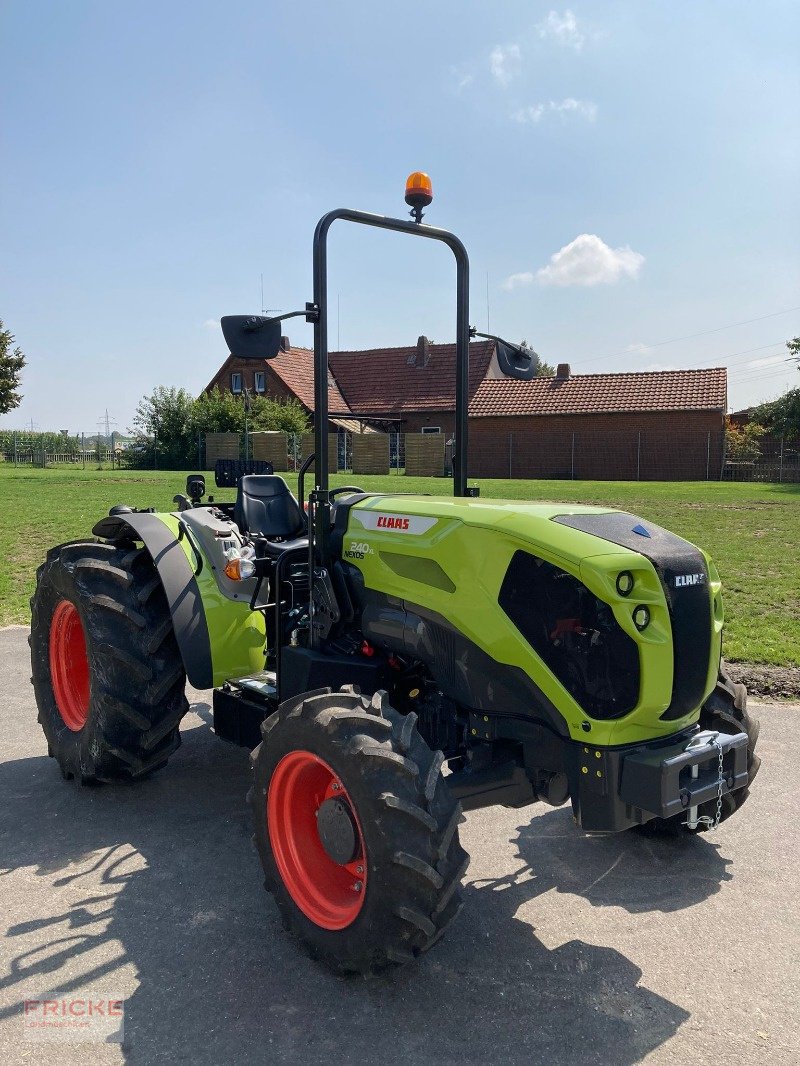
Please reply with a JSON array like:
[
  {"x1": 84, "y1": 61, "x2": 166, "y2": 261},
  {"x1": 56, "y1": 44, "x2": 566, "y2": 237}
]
[{"x1": 0, "y1": 706, "x2": 731, "y2": 1066}]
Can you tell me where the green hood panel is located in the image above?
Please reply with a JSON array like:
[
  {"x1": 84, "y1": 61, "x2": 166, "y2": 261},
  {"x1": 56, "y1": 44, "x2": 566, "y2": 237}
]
[{"x1": 344, "y1": 494, "x2": 720, "y2": 746}]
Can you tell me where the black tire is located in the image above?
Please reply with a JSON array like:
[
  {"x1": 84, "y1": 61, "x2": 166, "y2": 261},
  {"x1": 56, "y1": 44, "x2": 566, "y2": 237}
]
[
  {"x1": 30, "y1": 540, "x2": 189, "y2": 783},
  {"x1": 249, "y1": 686, "x2": 469, "y2": 975},
  {"x1": 640, "y1": 663, "x2": 761, "y2": 835}
]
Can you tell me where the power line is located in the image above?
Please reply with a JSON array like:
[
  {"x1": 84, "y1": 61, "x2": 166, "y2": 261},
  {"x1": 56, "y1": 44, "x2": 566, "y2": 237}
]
[
  {"x1": 729, "y1": 363, "x2": 795, "y2": 383},
  {"x1": 572, "y1": 306, "x2": 800, "y2": 368}
]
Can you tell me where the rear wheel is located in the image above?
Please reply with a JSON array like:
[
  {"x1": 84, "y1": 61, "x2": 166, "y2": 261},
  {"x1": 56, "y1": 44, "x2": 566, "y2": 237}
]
[
  {"x1": 641, "y1": 663, "x2": 761, "y2": 835},
  {"x1": 249, "y1": 686, "x2": 468, "y2": 974},
  {"x1": 30, "y1": 540, "x2": 189, "y2": 783}
]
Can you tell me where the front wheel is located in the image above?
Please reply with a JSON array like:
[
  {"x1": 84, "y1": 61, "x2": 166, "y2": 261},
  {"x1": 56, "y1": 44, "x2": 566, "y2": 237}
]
[{"x1": 249, "y1": 687, "x2": 469, "y2": 974}]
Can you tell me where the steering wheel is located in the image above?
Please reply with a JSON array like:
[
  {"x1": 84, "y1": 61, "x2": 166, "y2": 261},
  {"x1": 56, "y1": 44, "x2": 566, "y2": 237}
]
[{"x1": 329, "y1": 486, "x2": 365, "y2": 501}]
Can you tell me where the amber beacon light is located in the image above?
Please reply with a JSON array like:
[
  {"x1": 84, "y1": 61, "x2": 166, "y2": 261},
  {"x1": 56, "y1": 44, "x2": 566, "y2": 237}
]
[{"x1": 404, "y1": 171, "x2": 433, "y2": 223}]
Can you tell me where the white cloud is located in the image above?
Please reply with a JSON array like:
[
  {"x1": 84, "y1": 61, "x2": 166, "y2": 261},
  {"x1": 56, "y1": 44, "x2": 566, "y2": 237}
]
[
  {"x1": 625, "y1": 342, "x2": 652, "y2": 355},
  {"x1": 502, "y1": 271, "x2": 535, "y2": 291},
  {"x1": 513, "y1": 98, "x2": 597, "y2": 123},
  {"x1": 642, "y1": 362, "x2": 678, "y2": 373},
  {"x1": 202, "y1": 319, "x2": 219, "y2": 330},
  {"x1": 489, "y1": 44, "x2": 521, "y2": 86},
  {"x1": 537, "y1": 9, "x2": 585, "y2": 51},
  {"x1": 535, "y1": 234, "x2": 645, "y2": 287}
]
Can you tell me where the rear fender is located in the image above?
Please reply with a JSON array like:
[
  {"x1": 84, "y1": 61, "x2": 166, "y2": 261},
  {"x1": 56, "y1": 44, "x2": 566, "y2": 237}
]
[{"x1": 93, "y1": 512, "x2": 265, "y2": 688}]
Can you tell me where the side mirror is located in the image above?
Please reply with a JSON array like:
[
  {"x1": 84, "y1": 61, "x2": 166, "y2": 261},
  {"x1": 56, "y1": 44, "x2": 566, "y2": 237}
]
[
  {"x1": 494, "y1": 338, "x2": 537, "y2": 381},
  {"x1": 471, "y1": 329, "x2": 538, "y2": 381},
  {"x1": 220, "y1": 315, "x2": 287, "y2": 361}
]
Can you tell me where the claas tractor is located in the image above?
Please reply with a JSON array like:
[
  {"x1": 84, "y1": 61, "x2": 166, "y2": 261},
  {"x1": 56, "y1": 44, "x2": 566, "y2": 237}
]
[{"x1": 30, "y1": 174, "x2": 760, "y2": 974}]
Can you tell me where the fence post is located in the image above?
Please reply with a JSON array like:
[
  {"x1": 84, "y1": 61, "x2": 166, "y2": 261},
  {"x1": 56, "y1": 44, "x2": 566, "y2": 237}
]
[
  {"x1": 81, "y1": 433, "x2": 85, "y2": 470},
  {"x1": 13, "y1": 431, "x2": 17, "y2": 467},
  {"x1": 779, "y1": 434, "x2": 784, "y2": 483},
  {"x1": 636, "y1": 432, "x2": 641, "y2": 481},
  {"x1": 571, "y1": 433, "x2": 575, "y2": 480},
  {"x1": 198, "y1": 432, "x2": 202, "y2": 471},
  {"x1": 706, "y1": 431, "x2": 711, "y2": 481}
]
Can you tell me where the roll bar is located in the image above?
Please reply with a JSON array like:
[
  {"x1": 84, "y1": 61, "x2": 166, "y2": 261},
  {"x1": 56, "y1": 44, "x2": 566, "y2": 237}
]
[{"x1": 311, "y1": 209, "x2": 471, "y2": 500}]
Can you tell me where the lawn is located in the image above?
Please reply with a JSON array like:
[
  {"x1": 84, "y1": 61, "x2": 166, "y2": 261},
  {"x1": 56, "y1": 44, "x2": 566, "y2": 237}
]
[{"x1": 0, "y1": 465, "x2": 797, "y2": 666}]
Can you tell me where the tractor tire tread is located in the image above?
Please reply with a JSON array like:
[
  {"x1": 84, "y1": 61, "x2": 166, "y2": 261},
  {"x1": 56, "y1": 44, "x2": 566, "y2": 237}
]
[
  {"x1": 249, "y1": 687, "x2": 466, "y2": 975},
  {"x1": 30, "y1": 540, "x2": 187, "y2": 784}
]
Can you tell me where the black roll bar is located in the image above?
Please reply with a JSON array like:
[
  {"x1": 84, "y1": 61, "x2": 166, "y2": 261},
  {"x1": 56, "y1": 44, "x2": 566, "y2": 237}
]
[{"x1": 312, "y1": 208, "x2": 471, "y2": 510}]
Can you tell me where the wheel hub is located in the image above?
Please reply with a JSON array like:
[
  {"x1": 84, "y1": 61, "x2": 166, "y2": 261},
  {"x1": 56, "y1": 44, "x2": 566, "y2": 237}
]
[
  {"x1": 316, "y1": 798, "x2": 359, "y2": 865},
  {"x1": 267, "y1": 750, "x2": 368, "y2": 930}
]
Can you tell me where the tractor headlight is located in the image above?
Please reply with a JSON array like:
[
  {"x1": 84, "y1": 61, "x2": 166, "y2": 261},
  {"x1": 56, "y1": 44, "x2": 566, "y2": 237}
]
[
  {"x1": 616, "y1": 571, "x2": 634, "y2": 597},
  {"x1": 632, "y1": 605, "x2": 650, "y2": 631}
]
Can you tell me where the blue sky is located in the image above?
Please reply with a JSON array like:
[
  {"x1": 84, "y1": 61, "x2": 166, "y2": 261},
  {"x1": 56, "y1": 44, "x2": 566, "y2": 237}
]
[{"x1": 1, "y1": 1, "x2": 798, "y2": 435}]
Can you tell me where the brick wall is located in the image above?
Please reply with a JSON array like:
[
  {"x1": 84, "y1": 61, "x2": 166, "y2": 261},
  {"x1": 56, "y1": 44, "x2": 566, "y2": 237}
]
[
  {"x1": 468, "y1": 411, "x2": 725, "y2": 480},
  {"x1": 205, "y1": 357, "x2": 301, "y2": 406}
]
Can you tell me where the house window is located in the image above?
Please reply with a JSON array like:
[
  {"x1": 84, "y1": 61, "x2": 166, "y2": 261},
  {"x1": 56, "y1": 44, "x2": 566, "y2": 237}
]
[
  {"x1": 254, "y1": 371, "x2": 266, "y2": 394},
  {"x1": 231, "y1": 372, "x2": 242, "y2": 394},
  {"x1": 421, "y1": 426, "x2": 441, "y2": 434}
]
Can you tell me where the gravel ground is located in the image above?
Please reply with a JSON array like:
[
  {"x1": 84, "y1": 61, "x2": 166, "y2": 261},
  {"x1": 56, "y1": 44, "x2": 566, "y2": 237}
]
[{"x1": 1, "y1": 626, "x2": 798, "y2": 1066}]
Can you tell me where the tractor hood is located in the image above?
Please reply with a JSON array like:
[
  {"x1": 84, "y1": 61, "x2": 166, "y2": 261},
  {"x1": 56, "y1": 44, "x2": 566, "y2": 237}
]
[{"x1": 340, "y1": 494, "x2": 722, "y2": 746}]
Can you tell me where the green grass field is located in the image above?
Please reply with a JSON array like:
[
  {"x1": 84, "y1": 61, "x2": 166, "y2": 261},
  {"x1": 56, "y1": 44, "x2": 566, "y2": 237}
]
[{"x1": 1, "y1": 465, "x2": 797, "y2": 666}]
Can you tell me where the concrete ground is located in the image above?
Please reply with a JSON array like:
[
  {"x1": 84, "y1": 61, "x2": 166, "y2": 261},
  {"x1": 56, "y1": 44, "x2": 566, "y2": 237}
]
[{"x1": 0, "y1": 626, "x2": 797, "y2": 1066}]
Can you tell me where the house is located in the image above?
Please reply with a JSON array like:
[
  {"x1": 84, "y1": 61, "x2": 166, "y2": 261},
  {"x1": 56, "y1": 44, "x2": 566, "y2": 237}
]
[{"x1": 205, "y1": 338, "x2": 727, "y2": 480}]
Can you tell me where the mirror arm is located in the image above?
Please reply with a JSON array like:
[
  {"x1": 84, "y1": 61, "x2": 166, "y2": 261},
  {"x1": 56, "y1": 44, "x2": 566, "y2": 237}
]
[
  {"x1": 470, "y1": 327, "x2": 510, "y2": 345},
  {"x1": 242, "y1": 308, "x2": 317, "y2": 333}
]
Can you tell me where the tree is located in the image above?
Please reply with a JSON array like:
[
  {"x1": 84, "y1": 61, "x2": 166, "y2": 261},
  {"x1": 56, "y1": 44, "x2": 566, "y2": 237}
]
[
  {"x1": 786, "y1": 336, "x2": 799, "y2": 364},
  {"x1": 192, "y1": 386, "x2": 246, "y2": 433},
  {"x1": 724, "y1": 417, "x2": 765, "y2": 460},
  {"x1": 0, "y1": 319, "x2": 26, "y2": 414},
  {"x1": 129, "y1": 386, "x2": 196, "y2": 468},
  {"x1": 250, "y1": 394, "x2": 309, "y2": 434},
  {"x1": 751, "y1": 389, "x2": 800, "y2": 439}
]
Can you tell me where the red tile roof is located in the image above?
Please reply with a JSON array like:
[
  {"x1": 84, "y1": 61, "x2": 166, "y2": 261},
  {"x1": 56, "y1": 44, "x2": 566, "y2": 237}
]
[
  {"x1": 469, "y1": 367, "x2": 727, "y2": 418},
  {"x1": 267, "y1": 347, "x2": 352, "y2": 415},
  {"x1": 206, "y1": 349, "x2": 353, "y2": 415},
  {"x1": 328, "y1": 341, "x2": 495, "y2": 414}
]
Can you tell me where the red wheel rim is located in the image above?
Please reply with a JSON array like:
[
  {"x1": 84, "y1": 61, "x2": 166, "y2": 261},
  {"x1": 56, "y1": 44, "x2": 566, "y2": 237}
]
[
  {"x1": 267, "y1": 750, "x2": 367, "y2": 930},
  {"x1": 49, "y1": 599, "x2": 90, "y2": 732}
]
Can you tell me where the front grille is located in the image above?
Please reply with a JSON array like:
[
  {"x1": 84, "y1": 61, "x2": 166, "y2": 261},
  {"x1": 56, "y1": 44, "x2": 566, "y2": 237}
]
[
  {"x1": 553, "y1": 512, "x2": 712, "y2": 719},
  {"x1": 499, "y1": 551, "x2": 640, "y2": 720}
]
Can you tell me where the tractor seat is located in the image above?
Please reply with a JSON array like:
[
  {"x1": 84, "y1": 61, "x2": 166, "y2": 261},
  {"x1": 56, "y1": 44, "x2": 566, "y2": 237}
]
[{"x1": 234, "y1": 475, "x2": 306, "y2": 543}]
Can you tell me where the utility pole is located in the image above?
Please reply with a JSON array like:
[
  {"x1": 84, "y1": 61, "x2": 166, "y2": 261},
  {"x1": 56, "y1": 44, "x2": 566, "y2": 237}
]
[{"x1": 97, "y1": 409, "x2": 118, "y2": 468}]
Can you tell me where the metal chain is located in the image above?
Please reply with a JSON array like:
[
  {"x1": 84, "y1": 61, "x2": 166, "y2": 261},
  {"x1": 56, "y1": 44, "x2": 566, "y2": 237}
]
[{"x1": 695, "y1": 739, "x2": 725, "y2": 831}]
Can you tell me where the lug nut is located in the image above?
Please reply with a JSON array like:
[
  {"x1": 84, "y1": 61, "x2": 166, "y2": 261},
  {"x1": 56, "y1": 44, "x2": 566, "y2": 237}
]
[{"x1": 353, "y1": 881, "x2": 363, "y2": 892}]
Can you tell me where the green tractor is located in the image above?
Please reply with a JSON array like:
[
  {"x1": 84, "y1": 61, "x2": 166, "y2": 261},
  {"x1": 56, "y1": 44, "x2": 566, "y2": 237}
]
[{"x1": 30, "y1": 175, "x2": 760, "y2": 974}]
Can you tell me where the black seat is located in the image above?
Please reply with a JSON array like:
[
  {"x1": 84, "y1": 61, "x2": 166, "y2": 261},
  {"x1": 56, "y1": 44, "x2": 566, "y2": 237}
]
[{"x1": 234, "y1": 475, "x2": 305, "y2": 541}]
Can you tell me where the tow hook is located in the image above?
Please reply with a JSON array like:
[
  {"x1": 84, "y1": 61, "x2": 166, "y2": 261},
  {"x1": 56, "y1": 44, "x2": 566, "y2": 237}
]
[{"x1": 684, "y1": 730, "x2": 721, "y2": 830}]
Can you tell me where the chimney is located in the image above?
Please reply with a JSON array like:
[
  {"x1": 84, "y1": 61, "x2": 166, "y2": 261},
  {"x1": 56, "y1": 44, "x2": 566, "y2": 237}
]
[
  {"x1": 416, "y1": 335, "x2": 431, "y2": 368},
  {"x1": 555, "y1": 363, "x2": 571, "y2": 380}
]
